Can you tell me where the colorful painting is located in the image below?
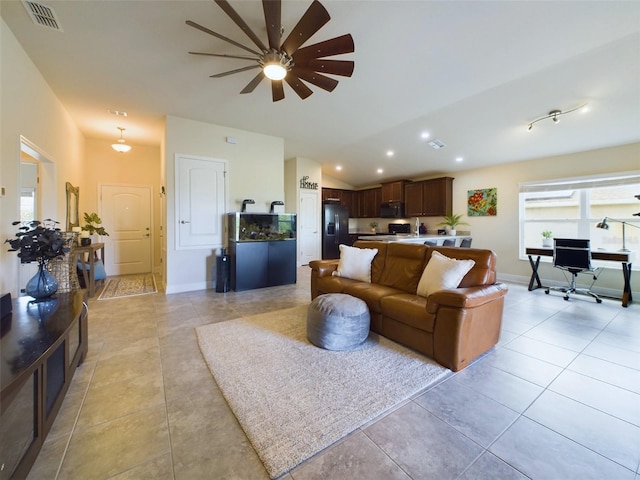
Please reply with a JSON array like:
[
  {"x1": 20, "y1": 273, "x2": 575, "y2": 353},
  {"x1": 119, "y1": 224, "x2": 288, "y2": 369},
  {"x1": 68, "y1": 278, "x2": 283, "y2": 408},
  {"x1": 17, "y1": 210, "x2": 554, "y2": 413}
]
[{"x1": 468, "y1": 188, "x2": 497, "y2": 216}]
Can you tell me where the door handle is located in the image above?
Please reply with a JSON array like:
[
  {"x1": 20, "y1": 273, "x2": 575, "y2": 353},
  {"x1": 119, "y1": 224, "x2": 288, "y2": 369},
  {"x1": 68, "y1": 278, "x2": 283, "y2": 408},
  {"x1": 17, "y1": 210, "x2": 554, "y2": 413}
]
[{"x1": 180, "y1": 220, "x2": 190, "y2": 224}]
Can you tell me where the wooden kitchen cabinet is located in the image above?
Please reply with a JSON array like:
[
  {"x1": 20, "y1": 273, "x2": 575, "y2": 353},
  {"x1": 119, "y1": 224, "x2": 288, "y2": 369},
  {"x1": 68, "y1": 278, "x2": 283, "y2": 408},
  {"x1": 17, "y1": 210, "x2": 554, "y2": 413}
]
[
  {"x1": 404, "y1": 177, "x2": 453, "y2": 216},
  {"x1": 322, "y1": 188, "x2": 355, "y2": 216},
  {"x1": 356, "y1": 187, "x2": 381, "y2": 218},
  {"x1": 381, "y1": 180, "x2": 407, "y2": 204}
]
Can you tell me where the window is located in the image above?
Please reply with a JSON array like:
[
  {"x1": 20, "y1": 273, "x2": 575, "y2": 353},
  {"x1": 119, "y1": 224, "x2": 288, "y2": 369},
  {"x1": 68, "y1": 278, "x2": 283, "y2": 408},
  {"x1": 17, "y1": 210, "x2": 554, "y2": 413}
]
[{"x1": 520, "y1": 172, "x2": 640, "y2": 263}]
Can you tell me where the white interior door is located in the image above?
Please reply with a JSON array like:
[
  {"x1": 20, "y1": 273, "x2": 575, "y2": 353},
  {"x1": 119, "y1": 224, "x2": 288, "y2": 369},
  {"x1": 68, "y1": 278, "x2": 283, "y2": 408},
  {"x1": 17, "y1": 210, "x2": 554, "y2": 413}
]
[
  {"x1": 100, "y1": 185, "x2": 152, "y2": 275},
  {"x1": 175, "y1": 155, "x2": 226, "y2": 249},
  {"x1": 299, "y1": 191, "x2": 320, "y2": 265}
]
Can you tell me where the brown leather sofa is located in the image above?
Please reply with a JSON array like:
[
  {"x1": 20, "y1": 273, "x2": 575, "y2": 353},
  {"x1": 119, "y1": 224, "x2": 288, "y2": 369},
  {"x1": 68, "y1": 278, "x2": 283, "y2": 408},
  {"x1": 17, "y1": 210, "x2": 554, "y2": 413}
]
[{"x1": 309, "y1": 241, "x2": 508, "y2": 371}]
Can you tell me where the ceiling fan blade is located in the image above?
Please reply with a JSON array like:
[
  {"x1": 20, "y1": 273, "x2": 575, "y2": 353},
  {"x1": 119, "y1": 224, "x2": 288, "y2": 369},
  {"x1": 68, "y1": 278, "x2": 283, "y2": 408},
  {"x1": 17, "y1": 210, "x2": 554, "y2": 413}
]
[
  {"x1": 272, "y1": 80, "x2": 285, "y2": 102},
  {"x1": 241, "y1": 72, "x2": 265, "y2": 94},
  {"x1": 186, "y1": 20, "x2": 262, "y2": 56},
  {"x1": 291, "y1": 67, "x2": 338, "y2": 92},
  {"x1": 293, "y1": 34, "x2": 354, "y2": 61},
  {"x1": 281, "y1": 0, "x2": 330, "y2": 56},
  {"x1": 263, "y1": 0, "x2": 282, "y2": 50},
  {"x1": 295, "y1": 59, "x2": 354, "y2": 77},
  {"x1": 189, "y1": 52, "x2": 257, "y2": 61},
  {"x1": 284, "y1": 73, "x2": 313, "y2": 99},
  {"x1": 214, "y1": 0, "x2": 268, "y2": 52},
  {"x1": 210, "y1": 64, "x2": 261, "y2": 78}
]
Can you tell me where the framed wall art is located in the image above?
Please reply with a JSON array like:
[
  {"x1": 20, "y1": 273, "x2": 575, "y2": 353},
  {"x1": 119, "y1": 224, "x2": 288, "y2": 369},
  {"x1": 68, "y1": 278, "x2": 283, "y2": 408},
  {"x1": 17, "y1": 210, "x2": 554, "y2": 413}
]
[{"x1": 468, "y1": 188, "x2": 497, "y2": 216}]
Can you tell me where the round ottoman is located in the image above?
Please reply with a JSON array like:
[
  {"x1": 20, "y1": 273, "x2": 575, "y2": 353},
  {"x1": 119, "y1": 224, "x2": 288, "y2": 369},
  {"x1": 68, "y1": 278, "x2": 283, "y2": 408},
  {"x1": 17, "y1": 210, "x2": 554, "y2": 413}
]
[{"x1": 307, "y1": 293, "x2": 370, "y2": 351}]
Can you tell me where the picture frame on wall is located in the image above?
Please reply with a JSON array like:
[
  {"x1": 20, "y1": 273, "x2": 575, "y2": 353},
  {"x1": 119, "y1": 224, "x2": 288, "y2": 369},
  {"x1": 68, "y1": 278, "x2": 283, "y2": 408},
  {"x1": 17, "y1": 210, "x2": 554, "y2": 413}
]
[{"x1": 468, "y1": 188, "x2": 497, "y2": 216}]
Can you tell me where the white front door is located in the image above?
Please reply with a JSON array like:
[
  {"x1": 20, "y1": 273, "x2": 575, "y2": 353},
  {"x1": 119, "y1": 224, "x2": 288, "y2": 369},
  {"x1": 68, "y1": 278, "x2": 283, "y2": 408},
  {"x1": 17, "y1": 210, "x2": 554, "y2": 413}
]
[
  {"x1": 299, "y1": 191, "x2": 320, "y2": 265},
  {"x1": 100, "y1": 185, "x2": 152, "y2": 275}
]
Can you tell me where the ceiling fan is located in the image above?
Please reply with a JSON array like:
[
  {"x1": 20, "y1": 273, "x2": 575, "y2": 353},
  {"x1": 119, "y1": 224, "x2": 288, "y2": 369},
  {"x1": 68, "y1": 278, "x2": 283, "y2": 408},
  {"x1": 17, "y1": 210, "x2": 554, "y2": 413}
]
[{"x1": 186, "y1": 0, "x2": 355, "y2": 102}]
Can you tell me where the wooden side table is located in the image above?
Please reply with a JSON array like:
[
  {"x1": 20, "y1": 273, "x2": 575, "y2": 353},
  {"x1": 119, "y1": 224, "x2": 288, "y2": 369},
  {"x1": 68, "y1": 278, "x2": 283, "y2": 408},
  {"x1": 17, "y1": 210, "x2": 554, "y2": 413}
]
[{"x1": 75, "y1": 242, "x2": 105, "y2": 297}]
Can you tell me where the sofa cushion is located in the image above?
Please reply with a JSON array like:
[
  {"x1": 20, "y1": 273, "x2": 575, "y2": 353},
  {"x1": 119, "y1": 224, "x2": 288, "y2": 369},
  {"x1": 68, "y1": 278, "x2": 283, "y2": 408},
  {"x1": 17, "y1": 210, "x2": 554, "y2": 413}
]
[
  {"x1": 333, "y1": 244, "x2": 378, "y2": 283},
  {"x1": 427, "y1": 246, "x2": 496, "y2": 287},
  {"x1": 343, "y1": 282, "x2": 402, "y2": 313},
  {"x1": 380, "y1": 293, "x2": 434, "y2": 333},
  {"x1": 377, "y1": 243, "x2": 428, "y2": 294},
  {"x1": 354, "y1": 241, "x2": 388, "y2": 284},
  {"x1": 417, "y1": 251, "x2": 475, "y2": 297}
]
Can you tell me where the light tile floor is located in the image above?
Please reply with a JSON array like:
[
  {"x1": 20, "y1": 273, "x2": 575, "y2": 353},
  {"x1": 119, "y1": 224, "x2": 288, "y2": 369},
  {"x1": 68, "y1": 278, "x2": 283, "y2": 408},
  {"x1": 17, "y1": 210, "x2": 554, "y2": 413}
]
[{"x1": 27, "y1": 268, "x2": 640, "y2": 479}]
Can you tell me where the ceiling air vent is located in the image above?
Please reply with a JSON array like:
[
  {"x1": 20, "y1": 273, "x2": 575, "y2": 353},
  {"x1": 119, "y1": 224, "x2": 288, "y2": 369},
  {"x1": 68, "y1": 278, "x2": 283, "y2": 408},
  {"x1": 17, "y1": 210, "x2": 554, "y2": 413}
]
[
  {"x1": 22, "y1": 1, "x2": 63, "y2": 31},
  {"x1": 427, "y1": 139, "x2": 446, "y2": 150}
]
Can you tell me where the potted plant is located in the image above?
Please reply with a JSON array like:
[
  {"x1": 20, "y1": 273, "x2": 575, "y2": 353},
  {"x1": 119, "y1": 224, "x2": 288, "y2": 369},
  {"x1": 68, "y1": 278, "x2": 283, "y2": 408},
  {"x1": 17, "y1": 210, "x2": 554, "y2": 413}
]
[
  {"x1": 80, "y1": 212, "x2": 109, "y2": 245},
  {"x1": 369, "y1": 221, "x2": 378, "y2": 233},
  {"x1": 438, "y1": 213, "x2": 469, "y2": 236},
  {"x1": 542, "y1": 230, "x2": 553, "y2": 248},
  {"x1": 5, "y1": 219, "x2": 71, "y2": 300}
]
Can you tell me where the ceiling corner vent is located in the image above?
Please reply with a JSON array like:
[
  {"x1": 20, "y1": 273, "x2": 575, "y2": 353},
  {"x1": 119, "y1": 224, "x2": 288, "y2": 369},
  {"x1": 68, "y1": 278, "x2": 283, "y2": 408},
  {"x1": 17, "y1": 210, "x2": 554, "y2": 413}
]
[{"x1": 22, "y1": 1, "x2": 63, "y2": 32}]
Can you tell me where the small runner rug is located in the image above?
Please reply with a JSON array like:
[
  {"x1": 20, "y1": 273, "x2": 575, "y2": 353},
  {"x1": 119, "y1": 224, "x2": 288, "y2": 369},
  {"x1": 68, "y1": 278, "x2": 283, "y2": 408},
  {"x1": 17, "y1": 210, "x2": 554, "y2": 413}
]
[
  {"x1": 98, "y1": 273, "x2": 157, "y2": 300},
  {"x1": 196, "y1": 304, "x2": 450, "y2": 479}
]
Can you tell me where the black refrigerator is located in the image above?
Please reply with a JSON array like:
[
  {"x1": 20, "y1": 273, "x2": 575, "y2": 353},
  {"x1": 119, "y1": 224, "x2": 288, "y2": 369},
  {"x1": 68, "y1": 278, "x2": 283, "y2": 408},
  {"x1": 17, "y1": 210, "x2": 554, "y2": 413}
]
[{"x1": 322, "y1": 203, "x2": 349, "y2": 259}]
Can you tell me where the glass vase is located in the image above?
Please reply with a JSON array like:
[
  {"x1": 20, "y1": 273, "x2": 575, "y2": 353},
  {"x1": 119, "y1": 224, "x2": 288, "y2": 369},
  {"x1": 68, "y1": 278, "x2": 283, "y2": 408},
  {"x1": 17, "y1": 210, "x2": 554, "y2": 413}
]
[{"x1": 26, "y1": 263, "x2": 59, "y2": 301}]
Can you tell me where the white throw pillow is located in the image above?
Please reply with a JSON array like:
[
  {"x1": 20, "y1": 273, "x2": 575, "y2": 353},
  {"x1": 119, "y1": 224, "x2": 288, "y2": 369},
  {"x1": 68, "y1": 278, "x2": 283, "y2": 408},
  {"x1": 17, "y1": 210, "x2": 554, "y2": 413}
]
[
  {"x1": 332, "y1": 244, "x2": 378, "y2": 283},
  {"x1": 417, "y1": 250, "x2": 475, "y2": 297}
]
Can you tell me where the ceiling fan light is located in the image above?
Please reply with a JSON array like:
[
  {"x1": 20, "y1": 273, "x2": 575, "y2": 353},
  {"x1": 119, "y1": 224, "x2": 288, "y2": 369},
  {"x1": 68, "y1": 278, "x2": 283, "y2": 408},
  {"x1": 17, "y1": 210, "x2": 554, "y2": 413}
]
[{"x1": 264, "y1": 63, "x2": 287, "y2": 80}]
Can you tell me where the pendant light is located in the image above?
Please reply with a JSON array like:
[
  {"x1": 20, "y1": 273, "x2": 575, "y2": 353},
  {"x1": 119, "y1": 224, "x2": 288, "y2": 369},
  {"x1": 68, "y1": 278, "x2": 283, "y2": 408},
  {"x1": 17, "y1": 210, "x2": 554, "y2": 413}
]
[{"x1": 111, "y1": 127, "x2": 131, "y2": 153}]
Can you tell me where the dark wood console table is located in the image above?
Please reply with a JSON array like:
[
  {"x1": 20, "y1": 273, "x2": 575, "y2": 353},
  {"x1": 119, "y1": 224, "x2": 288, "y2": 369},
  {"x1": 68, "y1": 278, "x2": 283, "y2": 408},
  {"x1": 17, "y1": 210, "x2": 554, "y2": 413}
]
[
  {"x1": 0, "y1": 290, "x2": 88, "y2": 479},
  {"x1": 75, "y1": 242, "x2": 105, "y2": 297},
  {"x1": 525, "y1": 247, "x2": 633, "y2": 307}
]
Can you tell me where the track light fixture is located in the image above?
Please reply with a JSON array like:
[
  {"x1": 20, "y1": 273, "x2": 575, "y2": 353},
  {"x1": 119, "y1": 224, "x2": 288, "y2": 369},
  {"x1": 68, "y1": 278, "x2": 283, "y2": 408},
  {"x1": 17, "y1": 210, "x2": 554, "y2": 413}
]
[
  {"x1": 527, "y1": 104, "x2": 588, "y2": 131},
  {"x1": 111, "y1": 127, "x2": 131, "y2": 153}
]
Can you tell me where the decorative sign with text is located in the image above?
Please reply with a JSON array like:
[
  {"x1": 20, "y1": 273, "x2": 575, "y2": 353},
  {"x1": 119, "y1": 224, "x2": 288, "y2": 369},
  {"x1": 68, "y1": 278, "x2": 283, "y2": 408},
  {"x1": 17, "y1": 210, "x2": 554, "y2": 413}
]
[{"x1": 299, "y1": 176, "x2": 319, "y2": 190}]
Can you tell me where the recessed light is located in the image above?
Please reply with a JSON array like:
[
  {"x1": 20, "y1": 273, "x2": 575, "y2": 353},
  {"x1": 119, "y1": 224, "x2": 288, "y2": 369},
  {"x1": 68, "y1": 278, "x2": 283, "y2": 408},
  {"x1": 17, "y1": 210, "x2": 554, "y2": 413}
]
[
  {"x1": 108, "y1": 109, "x2": 128, "y2": 117},
  {"x1": 336, "y1": 165, "x2": 342, "y2": 171},
  {"x1": 420, "y1": 132, "x2": 430, "y2": 140},
  {"x1": 377, "y1": 168, "x2": 383, "y2": 174},
  {"x1": 386, "y1": 150, "x2": 394, "y2": 157},
  {"x1": 456, "y1": 157, "x2": 463, "y2": 162}
]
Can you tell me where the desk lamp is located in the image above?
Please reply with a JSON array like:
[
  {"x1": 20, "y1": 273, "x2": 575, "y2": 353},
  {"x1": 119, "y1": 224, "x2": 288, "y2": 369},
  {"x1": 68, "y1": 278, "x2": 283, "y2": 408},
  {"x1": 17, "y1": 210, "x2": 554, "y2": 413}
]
[{"x1": 596, "y1": 217, "x2": 640, "y2": 252}]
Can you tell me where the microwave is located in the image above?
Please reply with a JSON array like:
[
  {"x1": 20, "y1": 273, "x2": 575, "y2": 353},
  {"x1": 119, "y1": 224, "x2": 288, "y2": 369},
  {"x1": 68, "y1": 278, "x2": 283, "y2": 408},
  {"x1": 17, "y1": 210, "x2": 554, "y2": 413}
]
[{"x1": 380, "y1": 202, "x2": 405, "y2": 218}]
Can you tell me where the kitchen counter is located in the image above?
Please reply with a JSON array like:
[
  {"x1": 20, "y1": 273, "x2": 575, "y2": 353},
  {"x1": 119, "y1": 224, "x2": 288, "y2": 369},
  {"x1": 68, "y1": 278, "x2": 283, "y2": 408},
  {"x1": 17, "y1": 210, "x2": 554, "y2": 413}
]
[{"x1": 357, "y1": 234, "x2": 471, "y2": 244}]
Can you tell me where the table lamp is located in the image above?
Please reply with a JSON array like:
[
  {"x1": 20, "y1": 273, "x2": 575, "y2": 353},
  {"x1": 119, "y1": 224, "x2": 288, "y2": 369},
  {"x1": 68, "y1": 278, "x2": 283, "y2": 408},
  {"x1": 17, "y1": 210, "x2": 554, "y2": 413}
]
[{"x1": 596, "y1": 217, "x2": 640, "y2": 252}]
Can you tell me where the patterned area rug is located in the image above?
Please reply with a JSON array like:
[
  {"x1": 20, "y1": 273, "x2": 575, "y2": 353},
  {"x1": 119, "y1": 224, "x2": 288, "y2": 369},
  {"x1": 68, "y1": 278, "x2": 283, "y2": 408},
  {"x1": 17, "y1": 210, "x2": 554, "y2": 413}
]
[
  {"x1": 196, "y1": 305, "x2": 451, "y2": 479},
  {"x1": 97, "y1": 273, "x2": 157, "y2": 300}
]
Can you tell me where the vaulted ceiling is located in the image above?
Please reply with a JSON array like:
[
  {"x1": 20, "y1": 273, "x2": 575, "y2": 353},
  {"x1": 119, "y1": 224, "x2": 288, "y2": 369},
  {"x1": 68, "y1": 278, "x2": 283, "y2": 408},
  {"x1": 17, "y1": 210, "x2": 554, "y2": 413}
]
[{"x1": 2, "y1": 0, "x2": 639, "y2": 187}]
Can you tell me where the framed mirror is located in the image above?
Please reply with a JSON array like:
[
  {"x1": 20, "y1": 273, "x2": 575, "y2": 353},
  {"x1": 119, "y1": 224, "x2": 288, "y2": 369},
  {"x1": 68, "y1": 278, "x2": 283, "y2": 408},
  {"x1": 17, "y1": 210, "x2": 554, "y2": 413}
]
[{"x1": 66, "y1": 182, "x2": 79, "y2": 230}]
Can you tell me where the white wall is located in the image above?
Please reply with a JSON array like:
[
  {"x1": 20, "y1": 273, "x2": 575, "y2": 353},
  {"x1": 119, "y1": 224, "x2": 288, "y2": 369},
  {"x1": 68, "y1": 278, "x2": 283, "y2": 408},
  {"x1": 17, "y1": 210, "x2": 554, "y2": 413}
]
[
  {"x1": 446, "y1": 142, "x2": 640, "y2": 294},
  {"x1": 1, "y1": 18, "x2": 85, "y2": 296},
  {"x1": 163, "y1": 115, "x2": 285, "y2": 294},
  {"x1": 83, "y1": 138, "x2": 162, "y2": 274}
]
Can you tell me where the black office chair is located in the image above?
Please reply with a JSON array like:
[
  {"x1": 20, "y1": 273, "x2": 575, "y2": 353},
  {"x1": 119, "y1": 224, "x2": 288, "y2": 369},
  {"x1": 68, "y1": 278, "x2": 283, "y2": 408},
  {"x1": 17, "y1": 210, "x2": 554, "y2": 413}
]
[
  {"x1": 545, "y1": 238, "x2": 602, "y2": 303},
  {"x1": 443, "y1": 239, "x2": 456, "y2": 246},
  {"x1": 460, "y1": 238, "x2": 472, "y2": 248},
  {"x1": 424, "y1": 240, "x2": 438, "y2": 246}
]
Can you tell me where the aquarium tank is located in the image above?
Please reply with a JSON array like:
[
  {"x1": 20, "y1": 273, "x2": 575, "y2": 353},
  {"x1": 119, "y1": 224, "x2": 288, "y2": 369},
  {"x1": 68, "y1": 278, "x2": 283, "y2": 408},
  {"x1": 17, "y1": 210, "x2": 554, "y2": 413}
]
[{"x1": 228, "y1": 213, "x2": 297, "y2": 241}]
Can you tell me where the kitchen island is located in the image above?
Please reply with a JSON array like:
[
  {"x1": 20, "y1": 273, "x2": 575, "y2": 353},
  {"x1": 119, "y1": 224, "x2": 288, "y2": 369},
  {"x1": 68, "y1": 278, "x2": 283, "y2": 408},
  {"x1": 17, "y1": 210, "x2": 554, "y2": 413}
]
[{"x1": 357, "y1": 233, "x2": 471, "y2": 245}]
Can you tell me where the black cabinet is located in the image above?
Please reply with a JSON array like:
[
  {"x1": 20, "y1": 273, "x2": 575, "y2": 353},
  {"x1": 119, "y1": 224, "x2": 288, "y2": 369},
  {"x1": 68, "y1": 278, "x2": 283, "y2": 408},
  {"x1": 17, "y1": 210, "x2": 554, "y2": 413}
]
[
  {"x1": 229, "y1": 240, "x2": 296, "y2": 291},
  {"x1": 227, "y1": 212, "x2": 297, "y2": 291}
]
